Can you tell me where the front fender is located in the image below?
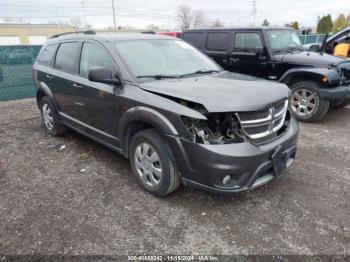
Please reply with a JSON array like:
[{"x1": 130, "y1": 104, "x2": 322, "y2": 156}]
[
  {"x1": 118, "y1": 106, "x2": 181, "y2": 156},
  {"x1": 279, "y1": 68, "x2": 340, "y2": 86},
  {"x1": 119, "y1": 106, "x2": 179, "y2": 137}
]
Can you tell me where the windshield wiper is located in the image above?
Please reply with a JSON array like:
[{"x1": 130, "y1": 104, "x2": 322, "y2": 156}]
[
  {"x1": 287, "y1": 47, "x2": 304, "y2": 52},
  {"x1": 274, "y1": 47, "x2": 303, "y2": 54},
  {"x1": 137, "y1": 74, "x2": 180, "y2": 80},
  {"x1": 179, "y1": 69, "x2": 221, "y2": 77}
]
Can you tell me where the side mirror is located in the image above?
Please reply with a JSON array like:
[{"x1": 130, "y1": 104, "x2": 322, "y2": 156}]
[
  {"x1": 88, "y1": 67, "x2": 122, "y2": 86},
  {"x1": 309, "y1": 44, "x2": 320, "y2": 52},
  {"x1": 255, "y1": 46, "x2": 267, "y2": 60},
  {"x1": 255, "y1": 46, "x2": 265, "y2": 55}
]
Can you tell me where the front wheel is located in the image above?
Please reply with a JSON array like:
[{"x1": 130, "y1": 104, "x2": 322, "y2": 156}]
[
  {"x1": 289, "y1": 80, "x2": 330, "y2": 122},
  {"x1": 129, "y1": 129, "x2": 180, "y2": 197}
]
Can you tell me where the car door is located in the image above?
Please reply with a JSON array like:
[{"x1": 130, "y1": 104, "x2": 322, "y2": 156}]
[
  {"x1": 74, "y1": 40, "x2": 117, "y2": 136},
  {"x1": 204, "y1": 31, "x2": 231, "y2": 69},
  {"x1": 50, "y1": 41, "x2": 80, "y2": 119},
  {"x1": 229, "y1": 31, "x2": 268, "y2": 78}
]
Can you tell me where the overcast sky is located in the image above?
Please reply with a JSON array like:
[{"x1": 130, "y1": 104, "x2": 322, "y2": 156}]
[{"x1": 1, "y1": 0, "x2": 349, "y2": 29}]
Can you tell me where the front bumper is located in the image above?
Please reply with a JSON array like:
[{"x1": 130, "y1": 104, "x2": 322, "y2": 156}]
[
  {"x1": 319, "y1": 84, "x2": 350, "y2": 101},
  {"x1": 164, "y1": 117, "x2": 299, "y2": 194}
]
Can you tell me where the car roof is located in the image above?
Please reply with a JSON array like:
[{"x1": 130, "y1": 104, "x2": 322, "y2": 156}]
[
  {"x1": 45, "y1": 32, "x2": 176, "y2": 45},
  {"x1": 183, "y1": 27, "x2": 293, "y2": 32},
  {"x1": 327, "y1": 26, "x2": 350, "y2": 43}
]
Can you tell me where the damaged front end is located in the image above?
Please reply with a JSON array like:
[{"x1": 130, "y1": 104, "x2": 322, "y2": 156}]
[
  {"x1": 181, "y1": 103, "x2": 245, "y2": 145},
  {"x1": 180, "y1": 100, "x2": 290, "y2": 145}
]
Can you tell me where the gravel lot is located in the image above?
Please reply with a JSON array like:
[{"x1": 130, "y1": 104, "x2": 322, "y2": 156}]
[{"x1": 0, "y1": 98, "x2": 349, "y2": 256}]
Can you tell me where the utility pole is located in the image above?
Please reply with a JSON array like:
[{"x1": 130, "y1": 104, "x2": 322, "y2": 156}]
[
  {"x1": 251, "y1": 0, "x2": 257, "y2": 26},
  {"x1": 111, "y1": 0, "x2": 117, "y2": 32},
  {"x1": 81, "y1": 1, "x2": 87, "y2": 29},
  {"x1": 55, "y1": 6, "x2": 61, "y2": 32}
]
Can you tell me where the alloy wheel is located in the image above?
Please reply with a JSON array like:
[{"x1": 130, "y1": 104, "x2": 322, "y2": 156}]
[
  {"x1": 291, "y1": 88, "x2": 317, "y2": 116},
  {"x1": 42, "y1": 103, "x2": 54, "y2": 130},
  {"x1": 134, "y1": 142, "x2": 162, "y2": 188}
]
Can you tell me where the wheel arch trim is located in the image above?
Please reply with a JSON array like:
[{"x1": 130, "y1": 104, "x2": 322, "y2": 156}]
[
  {"x1": 37, "y1": 82, "x2": 56, "y2": 106},
  {"x1": 119, "y1": 106, "x2": 179, "y2": 156},
  {"x1": 279, "y1": 68, "x2": 340, "y2": 86}
]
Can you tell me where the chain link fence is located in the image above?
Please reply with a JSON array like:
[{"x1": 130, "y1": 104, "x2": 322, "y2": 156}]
[{"x1": 0, "y1": 45, "x2": 42, "y2": 101}]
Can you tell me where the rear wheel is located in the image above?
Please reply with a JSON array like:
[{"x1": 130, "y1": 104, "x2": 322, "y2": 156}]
[
  {"x1": 289, "y1": 80, "x2": 330, "y2": 122},
  {"x1": 39, "y1": 96, "x2": 67, "y2": 136},
  {"x1": 129, "y1": 129, "x2": 180, "y2": 196}
]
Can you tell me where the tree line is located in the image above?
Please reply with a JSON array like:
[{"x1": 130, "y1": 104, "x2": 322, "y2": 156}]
[{"x1": 317, "y1": 14, "x2": 350, "y2": 34}]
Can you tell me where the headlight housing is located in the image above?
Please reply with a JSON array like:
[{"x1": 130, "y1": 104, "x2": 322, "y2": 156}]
[{"x1": 181, "y1": 113, "x2": 245, "y2": 145}]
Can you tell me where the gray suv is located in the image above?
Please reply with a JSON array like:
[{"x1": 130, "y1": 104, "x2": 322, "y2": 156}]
[{"x1": 33, "y1": 31, "x2": 299, "y2": 196}]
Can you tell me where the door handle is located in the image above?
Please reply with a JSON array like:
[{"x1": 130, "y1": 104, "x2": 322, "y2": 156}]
[
  {"x1": 72, "y1": 83, "x2": 82, "y2": 88},
  {"x1": 229, "y1": 58, "x2": 240, "y2": 64},
  {"x1": 46, "y1": 74, "x2": 54, "y2": 79}
]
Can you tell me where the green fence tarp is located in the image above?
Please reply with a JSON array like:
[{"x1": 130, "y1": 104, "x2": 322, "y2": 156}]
[{"x1": 0, "y1": 45, "x2": 42, "y2": 101}]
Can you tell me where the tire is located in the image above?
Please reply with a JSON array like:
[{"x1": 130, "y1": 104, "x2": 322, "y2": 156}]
[
  {"x1": 39, "y1": 96, "x2": 67, "y2": 136},
  {"x1": 289, "y1": 80, "x2": 330, "y2": 122},
  {"x1": 129, "y1": 129, "x2": 181, "y2": 196},
  {"x1": 331, "y1": 100, "x2": 350, "y2": 109}
]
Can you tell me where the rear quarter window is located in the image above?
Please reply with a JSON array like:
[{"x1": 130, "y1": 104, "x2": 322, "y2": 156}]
[
  {"x1": 206, "y1": 32, "x2": 229, "y2": 52},
  {"x1": 55, "y1": 42, "x2": 79, "y2": 73},
  {"x1": 37, "y1": 44, "x2": 57, "y2": 66},
  {"x1": 182, "y1": 32, "x2": 206, "y2": 49}
]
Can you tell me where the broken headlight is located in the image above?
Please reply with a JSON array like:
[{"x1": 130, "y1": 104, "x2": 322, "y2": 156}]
[{"x1": 181, "y1": 113, "x2": 245, "y2": 145}]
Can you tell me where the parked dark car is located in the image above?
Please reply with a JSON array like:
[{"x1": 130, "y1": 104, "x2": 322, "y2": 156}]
[
  {"x1": 33, "y1": 31, "x2": 298, "y2": 196},
  {"x1": 182, "y1": 27, "x2": 350, "y2": 122},
  {"x1": 305, "y1": 27, "x2": 350, "y2": 56}
]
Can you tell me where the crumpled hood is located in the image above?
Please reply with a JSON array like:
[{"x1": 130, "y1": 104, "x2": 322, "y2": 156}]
[
  {"x1": 139, "y1": 72, "x2": 289, "y2": 112},
  {"x1": 274, "y1": 51, "x2": 347, "y2": 67}
]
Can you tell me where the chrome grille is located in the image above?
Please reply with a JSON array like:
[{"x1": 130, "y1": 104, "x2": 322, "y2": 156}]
[
  {"x1": 236, "y1": 100, "x2": 288, "y2": 140},
  {"x1": 237, "y1": 110, "x2": 270, "y2": 121}
]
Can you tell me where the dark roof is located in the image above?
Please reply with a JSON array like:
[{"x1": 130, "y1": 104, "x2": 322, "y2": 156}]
[
  {"x1": 47, "y1": 32, "x2": 174, "y2": 44},
  {"x1": 183, "y1": 27, "x2": 293, "y2": 32}
]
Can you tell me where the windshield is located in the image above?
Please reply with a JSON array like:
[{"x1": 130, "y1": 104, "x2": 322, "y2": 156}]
[
  {"x1": 113, "y1": 39, "x2": 221, "y2": 79},
  {"x1": 266, "y1": 29, "x2": 302, "y2": 51}
]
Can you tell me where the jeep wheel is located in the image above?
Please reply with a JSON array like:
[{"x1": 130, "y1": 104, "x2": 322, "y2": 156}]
[
  {"x1": 130, "y1": 129, "x2": 180, "y2": 197},
  {"x1": 290, "y1": 81, "x2": 330, "y2": 122},
  {"x1": 40, "y1": 96, "x2": 67, "y2": 136}
]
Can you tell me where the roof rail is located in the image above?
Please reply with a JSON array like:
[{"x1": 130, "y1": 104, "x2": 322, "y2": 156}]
[{"x1": 51, "y1": 30, "x2": 96, "y2": 39}]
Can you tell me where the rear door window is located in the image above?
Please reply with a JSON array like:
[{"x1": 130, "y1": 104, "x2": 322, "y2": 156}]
[
  {"x1": 55, "y1": 42, "x2": 79, "y2": 73},
  {"x1": 79, "y1": 42, "x2": 114, "y2": 78},
  {"x1": 206, "y1": 32, "x2": 229, "y2": 52},
  {"x1": 182, "y1": 32, "x2": 206, "y2": 49},
  {"x1": 37, "y1": 44, "x2": 57, "y2": 66},
  {"x1": 234, "y1": 32, "x2": 263, "y2": 53}
]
